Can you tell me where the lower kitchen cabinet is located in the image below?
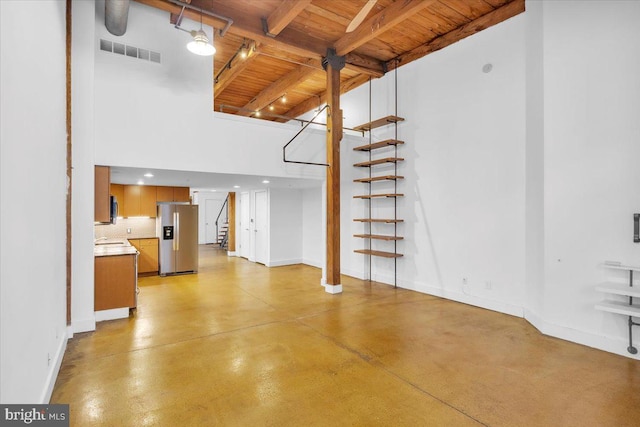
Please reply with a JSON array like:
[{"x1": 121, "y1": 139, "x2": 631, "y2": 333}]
[
  {"x1": 129, "y1": 238, "x2": 159, "y2": 275},
  {"x1": 95, "y1": 254, "x2": 137, "y2": 310}
]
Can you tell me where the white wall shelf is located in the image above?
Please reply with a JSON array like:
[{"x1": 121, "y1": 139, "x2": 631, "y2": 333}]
[
  {"x1": 595, "y1": 282, "x2": 640, "y2": 298},
  {"x1": 595, "y1": 264, "x2": 640, "y2": 354},
  {"x1": 595, "y1": 301, "x2": 640, "y2": 317}
]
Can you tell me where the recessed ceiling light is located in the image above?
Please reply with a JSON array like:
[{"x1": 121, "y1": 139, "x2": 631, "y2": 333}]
[
  {"x1": 137, "y1": 180, "x2": 144, "y2": 185},
  {"x1": 233, "y1": 185, "x2": 240, "y2": 188},
  {"x1": 262, "y1": 180, "x2": 270, "y2": 184},
  {"x1": 144, "y1": 173, "x2": 154, "y2": 178}
]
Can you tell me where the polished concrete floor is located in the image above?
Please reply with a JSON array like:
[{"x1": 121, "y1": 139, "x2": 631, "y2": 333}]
[{"x1": 52, "y1": 246, "x2": 640, "y2": 426}]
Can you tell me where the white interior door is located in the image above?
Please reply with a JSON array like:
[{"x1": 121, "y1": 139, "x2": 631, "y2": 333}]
[
  {"x1": 205, "y1": 199, "x2": 223, "y2": 244},
  {"x1": 240, "y1": 192, "x2": 250, "y2": 258},
  {"x1": 253, "y1": 190, "x2": 268, "y2": 264}
]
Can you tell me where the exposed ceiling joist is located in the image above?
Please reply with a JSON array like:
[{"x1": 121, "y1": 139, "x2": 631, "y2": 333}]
[
  {"x1": 334, "y1": 0, "x2": 436, "y2": 56},
  {"x1": 133, "y1": 0, "x2": 525, "y2": 123},
  {"x1": 239, "y1": 58, "x2": 321, "y2": 116},
  {"x1": 280, "y1": 74, "x2": 371, "y2": 122},
  {"x1": 386, "y1": 0, "x2": 525, "y2": 72},
  {"x1": 214, "y1": 41, "x2": 259, "y2": 95},
  {"x1": 264, "y1": 0, "x2": 313, "y2": 37},
  {"x1": 135, "y1": 0, "x2": 383, "y2": 74}
]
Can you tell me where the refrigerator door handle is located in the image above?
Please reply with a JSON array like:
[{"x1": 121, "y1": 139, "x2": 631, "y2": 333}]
[
  {"x1": 173, "y1": 211, "x2": 177, "y2": 251},
  {"x1": 176, "y1": 211, "x2": 180, "y2": 251}
]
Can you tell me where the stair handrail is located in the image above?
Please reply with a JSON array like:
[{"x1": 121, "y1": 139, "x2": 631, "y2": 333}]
[
  {"x1": 214, "y1": 194, "x2": 229, "y2": 245},
  {"x1": 283, "y1": 105, "x2": 330, "y2": 167}
]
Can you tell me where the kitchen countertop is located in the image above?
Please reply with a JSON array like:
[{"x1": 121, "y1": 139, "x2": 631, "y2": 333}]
[{"x1": 94, "y1": 238, "x2": 139, "y2": 257}]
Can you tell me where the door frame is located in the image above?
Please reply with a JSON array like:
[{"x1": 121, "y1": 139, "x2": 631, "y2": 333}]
[{"x1": 250, "y1": 189, "x2": 268, "y2": 264}]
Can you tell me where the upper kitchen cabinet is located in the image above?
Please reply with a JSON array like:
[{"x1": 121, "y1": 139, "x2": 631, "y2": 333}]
[
  {"x1": 95, "y1": 166, "x2": 111, "y2": 223},
  {"x1": 123, "y1": 185, "x2": 157, "y2": 218},
  {"x1": 157, "y1": 186, "x2": 190, "y2": 203}
]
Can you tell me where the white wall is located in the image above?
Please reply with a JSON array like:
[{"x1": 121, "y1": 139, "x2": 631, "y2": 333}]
[
  {"x1": 528, "y1": 0, "x2": 640, "y2": 357},
  {"x1": 92, "y1": 1, "x2": 326, "y2": 182},
  {"x1": 340, "y1": 13, "x2": 527, "y2": 315},
  {"x1": 302, "y1": 187, "x2": 323, "y2": 268},
  {"x1": 0, "y1": 1, "x2": 68, "y2": 403},
  {"x1": 72, "y1": 0, "x2": 97, "y2": 334},
  {"x1": 268, "y1": 189, "x2": 303, "y2": 267}
]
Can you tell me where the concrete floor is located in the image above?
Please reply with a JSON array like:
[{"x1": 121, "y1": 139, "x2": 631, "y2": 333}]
[{"x1": 52, "y1": 246, "x2": 640, "y2": 426}]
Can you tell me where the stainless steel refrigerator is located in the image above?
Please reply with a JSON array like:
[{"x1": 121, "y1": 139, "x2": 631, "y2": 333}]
[{"x1": 158, "y1": 204, "x2": 198, "y2": 276}]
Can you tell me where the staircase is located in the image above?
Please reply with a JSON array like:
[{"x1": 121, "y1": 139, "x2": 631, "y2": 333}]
[
  {"x1": 217, "y1": 221, "x2": 229, "y2": 249},
  {"x1": 215, "y1": 195, "x2": 230, "y2": 250}
]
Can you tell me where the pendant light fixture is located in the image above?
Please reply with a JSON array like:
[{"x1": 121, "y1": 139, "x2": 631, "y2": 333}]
[{"x1": 187, "y1": 8, "x2": 216, "y2": 56}]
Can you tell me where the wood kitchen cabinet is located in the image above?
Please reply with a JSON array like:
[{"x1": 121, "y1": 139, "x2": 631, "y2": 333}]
[
  {"x1": 129, "y1": 238, "x2": 159, "y2": 275},
  {"x1": 95, "y1": 166, "x2": 111, "y2": 223},
  {"x1": 95, "y1": 254, "x2": 137, "y2": 310},
  {"x1": 123, "y1": 185, "x2": 157, "y2": 217},
  {"x1": 156, "y1": 186, "x2": 190, "y2": 202}
]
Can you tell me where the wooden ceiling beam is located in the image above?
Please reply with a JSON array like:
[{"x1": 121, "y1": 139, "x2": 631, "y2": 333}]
[
  {"x1": 214, "y1": 41, "x2": 259, "y2": 95},
  {"x1": 135, "y1": 0, "x2": 384, "y2": 74},
  {"x1": 239, "y1": 58, "x2": 321, "y2": 116},
  {"x1": 385, "y1": 0, "x2": 525, "y2": 72},
  {"x1": 264, "y1": 0, "x2": 312, "y2": 36},
  {"x1": 334, "y1": 0, "x2": 436, "y2": 56},
  {"x1": 279, "y1": 74, "x2": 371, "y2": 122},
  {"x1": 134, "y1": 0, "x2": 326, "y2": 58}
]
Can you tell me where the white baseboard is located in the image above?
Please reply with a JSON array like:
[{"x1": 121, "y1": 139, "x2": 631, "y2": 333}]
[
  {"x1": 392, "y1": 278, "x2": 525, "y2": 318},
  {"x1": 95, "y1": 308, "x2": 129, "y2": 322},
  {"x1": 302, "y1": 258, "x2": 322, "y2": 269},
  {"x1": 266, "y1": 259, "x2": 303, "y2": 267},
  {"x1": 72, "y1": 316, "x2": 96, "y2": 333},
  {"x1": 524, "y1": 308, "x2": 640, "y2": 360},
  {"x1": 227, "y1": 251, "x2": 238, "y2": 257},
  {"x1": 320, "y1": 277, "x2": 326, "y2": 287},
  {"x1": 341, "y1": 267, "x2": 366, "y2": 281},
  {"x1": 41, "y1": 329, "x2": 68, "y2": 403}
]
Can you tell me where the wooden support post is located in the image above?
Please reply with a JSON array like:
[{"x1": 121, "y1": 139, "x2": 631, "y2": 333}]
[
  {"x1": 325, "y1": 61, "x2": 343, "y2": 294},
  {"x1": 227, "y1": 192, "x2": 236, "y2": 252}
]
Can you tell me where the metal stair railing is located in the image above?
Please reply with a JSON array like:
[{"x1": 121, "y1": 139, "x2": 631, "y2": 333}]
[{"x1": 215, "y1": 195, "x2": 229, "y2": 248}]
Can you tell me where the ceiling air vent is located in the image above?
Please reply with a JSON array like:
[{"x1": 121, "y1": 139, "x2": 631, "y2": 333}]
[{"x1": 99, "y1": 39, "x2": 161, "y2": 64}]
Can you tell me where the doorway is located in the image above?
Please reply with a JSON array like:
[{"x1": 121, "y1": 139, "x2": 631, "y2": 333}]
[
  {"x1": 252, "y1": 190, "x2": 268, "y2": 264},
  {"x1": 240, "y1": 192, "x2": 250, "y2": 258}
]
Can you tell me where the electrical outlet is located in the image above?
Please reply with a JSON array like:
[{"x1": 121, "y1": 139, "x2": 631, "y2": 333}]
[{"x1": 127, "y1": 228, "x2": 132, "y2": 234}]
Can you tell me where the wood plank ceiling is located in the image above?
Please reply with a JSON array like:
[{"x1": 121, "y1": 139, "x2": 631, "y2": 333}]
[{"x1": 134, "y1": 0, "x2": 525, "y2": 122}]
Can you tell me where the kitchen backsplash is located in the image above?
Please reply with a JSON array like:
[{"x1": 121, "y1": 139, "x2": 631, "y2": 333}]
[{"x1": 94, "y1": 217, "x2": 157, "y2": 239}]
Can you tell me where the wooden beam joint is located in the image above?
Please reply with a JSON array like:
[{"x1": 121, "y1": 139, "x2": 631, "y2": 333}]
[{"x1": 322, "y1": 48, "x2": 345, "y2": 72}]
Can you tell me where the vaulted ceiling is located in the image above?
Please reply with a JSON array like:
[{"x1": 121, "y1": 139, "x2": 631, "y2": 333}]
[{"x1": 135, "y1": 0, "x2": 524, "y2": 122}]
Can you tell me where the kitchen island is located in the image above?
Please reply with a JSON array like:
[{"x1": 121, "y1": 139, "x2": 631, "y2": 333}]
[{"x1": 94, "y1": 239, "x2": 138, "y2": 321}]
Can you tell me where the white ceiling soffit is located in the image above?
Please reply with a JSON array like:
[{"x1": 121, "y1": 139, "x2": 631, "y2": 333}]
[{"x1": 109, "y1": 166, "x2": 323, "y2": 192}]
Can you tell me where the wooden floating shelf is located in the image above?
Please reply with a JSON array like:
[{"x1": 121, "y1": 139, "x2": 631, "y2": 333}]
[
  {"x1": 354, "y1": 218, "x2": 404, "y2": 223},
  {"x1": 596, "y1": 282, "x2": 640, "y2": 298},
  {"x1": 353, "y1": 116, "x2": 405, "y2": 132},
  {"x1": 354, "y1": 234, "x2": 404, "y2": 241},
  {"x1": 595, "y1": 300, "x2": 640, "y2": 317},
  {"x1": 354, "y1": 157, "x2": 404, "y2": 167},
  {"x1": 354, "y1": 139, "x2": 404, "y2": 152},
  {"x1": 354, "y1": 193, "x2": 404, "y2": 199},
  {"x1": 354, "y1": 175, "x2": 404, "y2": 183},
  {"x1": 355, "y1": 249, "x2": 403, "y2": 258}
]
